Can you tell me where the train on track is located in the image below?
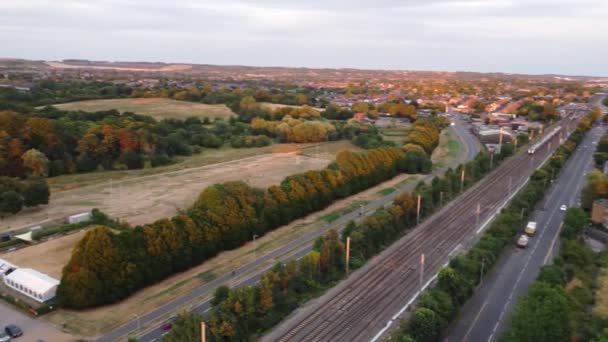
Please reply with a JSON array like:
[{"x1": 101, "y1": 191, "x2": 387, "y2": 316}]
[{"x1": 527, "y1": 127, "x2": 561, "y2": 154}]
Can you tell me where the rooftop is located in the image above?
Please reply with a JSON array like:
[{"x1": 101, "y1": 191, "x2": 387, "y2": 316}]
[{"x1": 5, "y1": 268, "x2": 59, "y2": 293}]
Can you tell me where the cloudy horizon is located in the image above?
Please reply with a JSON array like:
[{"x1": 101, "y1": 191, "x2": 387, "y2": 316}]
[{"x1": 1, "y1": 0, "x2": 606, "y2": 76}]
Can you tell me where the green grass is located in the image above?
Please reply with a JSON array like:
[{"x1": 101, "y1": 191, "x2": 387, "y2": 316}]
[
  {"x1": 320, "y1": 201, "x2": 369, "y2": 223},
  {"x1": 447, "y1": 132, "x2": 461, "y2": 158},
  {"x1": 46, "y1": 98, "x2": 236, "y2": 121},
  {"x1": 198, "y1": 270, "x2": 217, "y2": 283},
  {"x1": 377, "y1": 187, "x2": 396, "y2": 196}
]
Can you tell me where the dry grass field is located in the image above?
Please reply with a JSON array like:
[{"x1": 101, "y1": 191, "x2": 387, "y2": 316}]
[
  {"x1": 259, "y1": 102, "x2": 325, "y2": 112},
  {"x1": 1, "y1": 230, "x2": 87, "y2": 279},
  {"x1": 48, "y1": 98, "x2": 235, "y2": 120},
  {"x1": 1, "y1": 151, "x2": 331, "y2": 232}
]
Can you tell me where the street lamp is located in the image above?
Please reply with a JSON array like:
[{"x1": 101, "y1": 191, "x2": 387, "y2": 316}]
[
  {"x1": 479, "y1": 257, "x2": 487, "y2": 285},
  {"x1": 253, "y1": 234, "x2": 259, "y2": 256},
  {"x1": 133, "y1": 314, "x2": 140, "y2": 335}
]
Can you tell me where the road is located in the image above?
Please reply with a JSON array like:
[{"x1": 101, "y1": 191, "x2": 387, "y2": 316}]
[
  {"x1": 98, "y1": 118, "x2": 480, "y2": 342},
  {"x1": 446, "y1": 124, "x2": 604, "y2": 342},
  {"x1": 262, "y1": 115, "x2": 580, "y2": 342},
  {"x1": 0, "y1": 302, "x2": 73, "y2": 342},
  {"x1": 446, "y1": 98, "x2": 607, "y2": 342}
]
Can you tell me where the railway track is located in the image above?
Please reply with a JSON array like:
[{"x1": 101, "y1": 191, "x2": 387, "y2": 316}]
[{"x1": 270, "y1": 118, "x2": 576, "y2": 342}]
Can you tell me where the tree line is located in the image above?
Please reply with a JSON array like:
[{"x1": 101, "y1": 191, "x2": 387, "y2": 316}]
[
  {"x1": 163, "y1": 139, "x2": 516, "y2": 341},
  {"x1": 0, "y1": 177, "x2": 49, "y2": 215},
  {"x1": 58, "y1": 145, "x2": 435, "y2": 309},
  {"x1": 391, "y1": 109, "x2": 599, "y2": 342}
]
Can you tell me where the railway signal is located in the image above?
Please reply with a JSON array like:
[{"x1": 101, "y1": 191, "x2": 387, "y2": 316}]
[{"x1": 475, "y1": 203, "x2": 481, "y2": 228}]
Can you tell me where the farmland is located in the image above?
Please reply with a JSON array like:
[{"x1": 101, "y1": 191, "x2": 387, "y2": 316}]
[{"x1": 48, "y1": 98, "x2": 236, "y2": 120}]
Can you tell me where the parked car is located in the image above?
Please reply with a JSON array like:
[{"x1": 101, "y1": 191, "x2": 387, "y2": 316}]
[
  {"x1": 4, "y1": 325, "x2": 22, "y2": 338},
  {"x1": 517, "y1": 234, "x2": 529, "y2": 248},
  {"x1": 560, "y1": 204, "x2": 567, "y2": 211},
  {"x1": 0, "y1": 331, "x2": 11, "y2": 342}
]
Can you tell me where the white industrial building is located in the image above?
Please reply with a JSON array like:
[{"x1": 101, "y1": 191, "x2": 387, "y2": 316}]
[{"x1": 0, "y1": 260, "x2": 59, "y2": 303}]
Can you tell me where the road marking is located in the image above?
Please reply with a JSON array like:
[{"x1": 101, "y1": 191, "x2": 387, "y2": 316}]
[
  {"x1": 204, "y1": 307, "x2": 211, "y2": 313},
  {"x1": 483, "y1": 131, "x2": 592, "y2": 340},
  {"x1": 463, "y1": 300, "x2": 488, "y2": 341},
  {"x1": 544, "y1": 223, "x2": 563, "y2": 265}
]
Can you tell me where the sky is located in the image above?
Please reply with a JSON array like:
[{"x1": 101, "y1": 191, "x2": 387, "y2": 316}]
[{"x1": 1, "y1": 0, "x2": 607, "y2": 76}]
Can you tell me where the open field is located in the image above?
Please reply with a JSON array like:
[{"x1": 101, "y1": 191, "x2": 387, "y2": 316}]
[
  {"x1": 259, "y1": 102, "x2": 324, "y2": 112},
  {"x1": 47, "y1": 98, "x2": 235, "y2": 120},
  {"x1": 1, "y1": 152, "x2": 330, "y2": 231},
  {"x1": 431, "y1": 127, "x2": 461, "y2": 165},
  {"x1": 1, "y1": 230, "x2": 87, "y2": 279},
  {"x1": 44, "y1": 170, "x2": 420, "y2": 338},
  {"x1": 3, "y1": 141, "x2": 360, "y2": 233},
  {"x1": 47, "y1": 141, "x2": 360, "y2": 192}
]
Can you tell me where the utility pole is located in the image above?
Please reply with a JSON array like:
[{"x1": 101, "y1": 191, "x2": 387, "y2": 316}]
[
  {"x1": 420, "y1": 253, "x2": 425, "y2": 291},
  {"x1": 490, "y1": 150, "x2": 494, "y2": 169},
  {"x1": 479, "y1": 257, "x2": 486, "y2": 285},
  {"x1": 439, "y1": 191, "x2": 444, "y2": 207},
  {"x1": 201, "y1": 321, "x2": 206, "y2": 342},
  {"x1": 508, "y1": 176, "x2": 513, "y2": 195},
  {"x1": 514, "y1": 137, "x2": 518, "y2": 150},
  {"x1": 460, "y1": 168, "x2": 465, "y2": 192},
  {"x1": 416, "y1": 194, "x2": 422, "y2": 225},
  {"x1": 520, "y1": 207, "x2": 526, "y2": 219},
  {"x1": 345, "y1": 237, "x2": 351, "y2": 275},
  {"x1": 253, "y1": 234, "x2": 259, "y2": 256},
  {"x1": 498, "y1": 127, "x2": 504, "y2": 153},
  {"x1": 476, "y1": 203, "x2": 481, "y2": 228}
]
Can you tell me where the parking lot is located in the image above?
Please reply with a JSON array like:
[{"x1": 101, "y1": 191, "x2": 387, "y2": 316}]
[{"x1": 0, "y1": 302, "x2": 73, "y2": 341}]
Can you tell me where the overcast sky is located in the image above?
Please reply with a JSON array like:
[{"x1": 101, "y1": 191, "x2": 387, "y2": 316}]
[{"x1": 1, "y1": 0, "x2": 606, "y2": 76}]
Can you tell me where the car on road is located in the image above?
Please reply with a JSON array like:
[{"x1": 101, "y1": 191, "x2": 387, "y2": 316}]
[
  {"x1": 516, "y1": 234, "x2": 529, "y2": 248},
  {"x1": 0, "y1": 331, "x2": 10, "y2": 342},
  {"x1": 560, "y1": 204, "x2": 567, "y2": 211},
  {"x1": 161, "y1": 322, "x2": 172, "y2": 330},
  {"x1": 4, "y1": 325, "x2": 22, "y2": 338}
]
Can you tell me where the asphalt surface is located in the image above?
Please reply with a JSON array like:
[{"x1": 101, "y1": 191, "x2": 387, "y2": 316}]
[
  {"x1": 97, "y1": 118, "x2": 479, "y2": 342},
  {"x1": 0, "y1": 301, "x2": 73, "y2": 342},
  {"x1": 446, "y1": 124, "x2": 604, "y2": 342}
]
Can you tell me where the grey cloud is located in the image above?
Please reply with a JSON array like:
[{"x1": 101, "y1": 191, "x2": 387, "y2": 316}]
[{"x1": 0, "y1": 0, "x2": 606, "y2": 75}]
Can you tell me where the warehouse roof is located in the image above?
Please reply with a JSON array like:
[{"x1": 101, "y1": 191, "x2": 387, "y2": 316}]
[{"x1": 5, "y1": 268, "x2": 59, "y2": 293}]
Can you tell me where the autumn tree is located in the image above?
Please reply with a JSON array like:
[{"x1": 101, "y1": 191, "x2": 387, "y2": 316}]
[{"x1": 21, "y1": 148, "x2": 49, "y2": 177}]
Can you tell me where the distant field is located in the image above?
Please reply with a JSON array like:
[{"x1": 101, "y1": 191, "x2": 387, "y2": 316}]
[
  {"x1": 2, "y1": 229, "x2": 87, "y2": 279},
  {"x1": 48, "y1": 98, "x2": 236, "y2": 120},
  {"x1": 260, "y1": 102, "x2": 325, "y2": 112},
  {"x1": 2, "y1": 140, "x2": 363, "y2": 233}
]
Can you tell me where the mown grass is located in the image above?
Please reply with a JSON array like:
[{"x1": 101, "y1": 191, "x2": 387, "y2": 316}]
[
  {"x1": 47, "y1": 98, "x2": 236, "y2": 121},
  {"x1": 320, "y1": 201, "x2": 369, "y2": 223}
]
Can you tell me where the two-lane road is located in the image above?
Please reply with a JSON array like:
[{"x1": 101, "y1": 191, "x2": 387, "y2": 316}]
[{"x1": 447, "y1": 124, "x2": 604, "y2": 342}]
